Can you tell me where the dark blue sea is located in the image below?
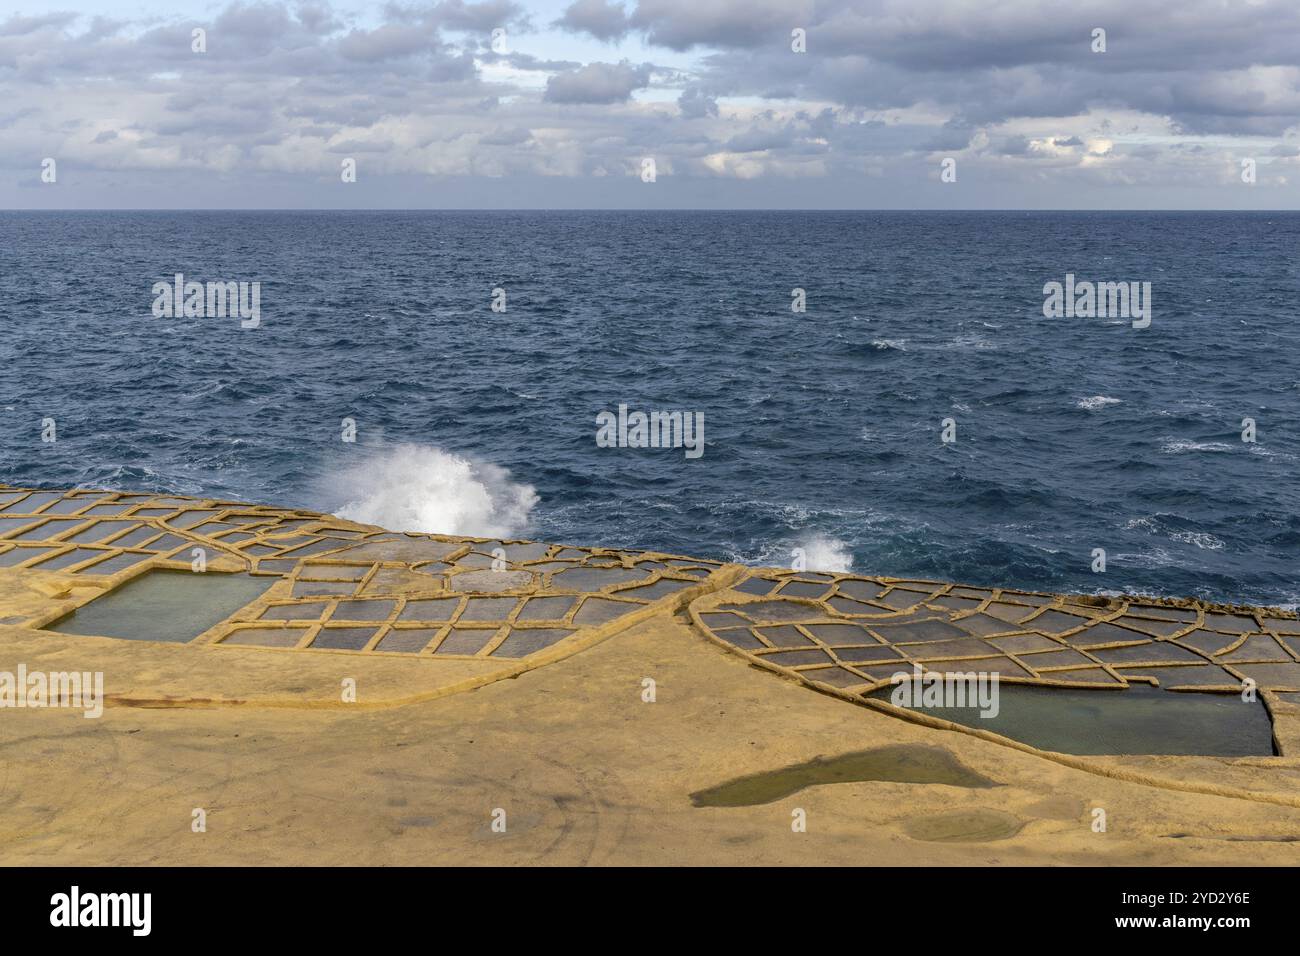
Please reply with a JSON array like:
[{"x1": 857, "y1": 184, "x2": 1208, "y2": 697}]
[{"x1": 2, "y1": 211, "x2": 1297, "y2": 606}]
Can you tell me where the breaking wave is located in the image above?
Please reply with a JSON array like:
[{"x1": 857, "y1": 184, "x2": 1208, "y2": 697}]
[
  {"x1": 796, "y1": 534, "x2": 855, "y2": 573},
  {"x1": 1076, "y1": 395, "x2": 1121, "y2": 410},
  {"x1": 322, "y1": 444, "x2": 538, "y2": 539}
]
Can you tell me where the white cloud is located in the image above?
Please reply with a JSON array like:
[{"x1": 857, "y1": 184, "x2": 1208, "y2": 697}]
[{"x1": 4, "y1": 0, "x2": 1300, "y2": 207}]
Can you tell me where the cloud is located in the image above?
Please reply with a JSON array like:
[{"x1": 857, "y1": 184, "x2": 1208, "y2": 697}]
[
  {"x1": 337, "y1": 23, "x2": 440, "y2": 61},
  {"x1": 4, "y1": 0, "x2": 1300, "y2": 208},
  {"x1": 630, "y1": 0, "x2": 812, "y2": 51},
  {"x1": 480, "y1": 125, "x2": 533, "y2": 144},
  {"x1": 555, "y1": 0, "x2": 630, "y2": 42},
  {"x1": 677, "y1": 86, "x2": 717, "y2": 118},
  {"x1": 432, "y1": 0, "x2": 525, "y2": 32},
  {"x1": 544, "y1": 60, "x2": 651, "y2": 103}
]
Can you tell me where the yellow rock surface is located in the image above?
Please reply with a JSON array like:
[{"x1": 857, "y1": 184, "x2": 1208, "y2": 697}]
[{"x1": 0, "y1": 485, "x2": 1297, "y2": 865}]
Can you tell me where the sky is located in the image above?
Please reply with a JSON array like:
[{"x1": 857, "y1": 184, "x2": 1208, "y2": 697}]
[{"x1": 2, "y1": 0, "x2": 1299, "y2": 208}]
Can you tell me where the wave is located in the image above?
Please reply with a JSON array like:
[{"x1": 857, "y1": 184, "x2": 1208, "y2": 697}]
[
  {"x1": 1076, "y1": 395, "x2": 1121, "y2": 410},
  {"x1": 795, "y1": 534, "x2": 854, "y2": 573},
  {"x1": 1161, "y1": 439, "x2": 1233, "y2": 454},
  {"x1": 1170, "y1": 530, "x2": 1225, "y2": 551},
  {"x1": 870, "y1": 339, "x2": 907, "y2": 351},
  {"x1": 1125, "y1": 516, "x2": 1225, "y2": 551},
  {"x1": 320, "y1": 443, "x2": 538, "y2": 538},
  {"x1": 736, "y1": 531, "x2": 856, "y2": 573}
]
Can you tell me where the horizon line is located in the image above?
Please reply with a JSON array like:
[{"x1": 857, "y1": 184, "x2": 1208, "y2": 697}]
[{"x1": 6, "y1": 207, "x2": 1300, "y2": 214}]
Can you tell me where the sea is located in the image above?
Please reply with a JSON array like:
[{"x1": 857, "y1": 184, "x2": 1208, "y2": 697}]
[{"x1": 2, "y1": 210, "x2": 1297, "y2": 606}]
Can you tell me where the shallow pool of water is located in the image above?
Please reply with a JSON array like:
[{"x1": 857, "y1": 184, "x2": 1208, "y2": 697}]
[
  {"x1": 46, "y1": 570, "x2": 275, "y2": 643},
  {"x1": 690, "y1": 744, "x2": 995, "y2": 807},
  {"x1": 870, "y1": 683, "x2": 1274, "y2": 757}
]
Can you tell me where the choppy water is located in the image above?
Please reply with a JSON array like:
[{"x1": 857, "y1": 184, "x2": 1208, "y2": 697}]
[{"x1": 2, "y1": 211, "x2": 1297, "y2": 605}]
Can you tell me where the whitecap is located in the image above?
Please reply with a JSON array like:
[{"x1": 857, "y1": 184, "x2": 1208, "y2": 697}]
[
  {"x1": 1161, "y1": 440, "x2": 1233, "y2": 454},
  {"x1": 1076, "y1": 396, "x2": 1121, "y2": 410},
  {"x1": 1170, "y1": 530, "x2": 1225, "y2": 551}
]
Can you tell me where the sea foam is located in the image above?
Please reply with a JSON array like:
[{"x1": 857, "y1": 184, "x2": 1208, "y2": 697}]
[
  {"x1": 324, "y1": 443, "x2": 537, "y2": 538},
  {"x1": 1076, "y1": 395, "x2": 1121, "y2": 410},
  {"x1": 796, "y1": 534, "x2": 855, "y2": 573}
]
